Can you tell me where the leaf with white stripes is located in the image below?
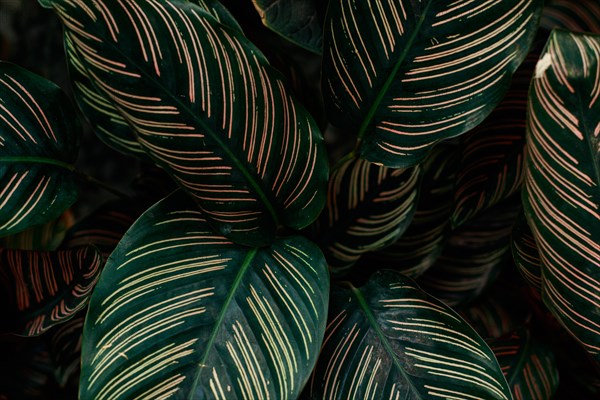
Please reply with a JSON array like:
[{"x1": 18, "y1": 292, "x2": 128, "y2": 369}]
[
  {"x1": 0, "y1": 245, "x2": 102, "y2": 336},
  {"x1": 313, "y1": 157, "x2": 420, "y2": 276},
  {"x1": 523, "y1": 29, "x2": 600, "y2": 361},
  {"x1": 252, "y1": 0, "x2": 323, "y2": 53},
  {"x1": 322, "y1": 0, "x2": 543, "y2": 168},
  {"x1": 45, "y1": 0, "x2": 328, "y2": 246},
  {"x1": 304, "y1": 270, "x2": 512, "y2": 399},
  {"x1": 80, "y1": 190, "x2": 329, "y2": 400},
  {"x1": 0, "y1": 62, "x2": 80, "y2": 237}
]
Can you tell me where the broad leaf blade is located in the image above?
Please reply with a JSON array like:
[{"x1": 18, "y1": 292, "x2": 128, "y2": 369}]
[
  {"x1": 0, "y1": 62, "x2": 80, "y2": 236},
  {"x1": 322, "y1": 0, "x2": 543, "y2": 168},
  {"x1": 50, "y1": 0, "x2": 328, "y2": 246},
  {"x1": 252, "y1": 0, "x2": 323, "y2": 53},
  {"x1": 523, "y1": 30, "x2": 600, "y2": 361},
  {"x1": 305, "y1": 270, "x2": 512, "y2": 399},
  {"x1": 0, "y1": 246, "x2": 102, "y2": 336},
  {"x1": 80, "y1": 191, "x2": 329, "y2": 399},
  {"x1": 314, "y1": 158, "x2": 419, "y2": 276}
]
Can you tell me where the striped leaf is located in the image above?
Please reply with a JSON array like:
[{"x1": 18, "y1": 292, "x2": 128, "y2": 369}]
[
  {"x1": 46, "y1": 0, "x2": 328, "y2": 246},
  {"x1": 314, "y1": 157, "x2": 420, "y2": 276},
  {"x1": 322, "y1": 0, "x2": 543, "y2": 168},
  {"x1": 305, "y1": 270, "x2": 512, "y2": 399},
  {"x1": 541, "y1": 0, "x2": 600, "y2": 34},
  {"x1": 252, "y1": 0, "x2": 323, "y2": 53},
  {"x1": 488, "y1": 329, "x2": 559, "y2": 400},
  {"x1": 80, "y1": 190, "x2": 329, "y2": 400},
  {"x1": 0, "y1": 62, "x2": 80, "y2": 236},
  {"x1": 1, "y1": 210, "x2": 74, "y2": 251},
  {"x1": 450, "y1": 44, "x2": 545, "y2": 228},
  {"x1": 0, "y1": 246, "x2": 102, "y2": 336},
  {"x1": 523, "y1": 30, "x2": 600, "y2": 361},
  {"x1": 418, "y1": 197, "x2": 521, "y2": 307},
  {"x1": 49, "y1": 312, "x2": 85, "y2": 388},
  {"x1": 511, "y1": 211, "x2": 542, "y2": 297},
  {"x1": 358, "y1": 142, "x2": 459, "y2": 279}
]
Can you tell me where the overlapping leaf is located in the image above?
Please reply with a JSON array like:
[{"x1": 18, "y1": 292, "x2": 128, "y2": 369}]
[
  {"x1": 252, "y1": 0, "x2": 323, "y2": 53},
  {"x1": 541, "y1": 0, "x2": 600, "y2": 33},
  {"x1": 488, "y1": 329, "x2": 559, "y2": 400},
  {"x1": 322, "y1": 0, "x2": 543, "y2": 168},
  {"x1": 46, "y1": 0, "x2": 328, "y2": 246},
  {"x1": 418, "y1": 197, "x2": 521, "y2": 307},
  {"x1": 80, "y1": 190, "x2": 329, "y2": 399},
  {"x1": 358, "y1": 142, "x2": 458, "y2": 279},
  {"x1": 523, "y1": 30, "x2": 600, "y2": 361},
  {"x1": 1, "y1": 210, "x2": 74, "y2": 251},
  {"x1": 0, "y1": 62, "x2": 80, "y2": 236},
  {"x1": 511, "y1": 211, "x2": 542, "y2": 297},
  {"x1": 314, "y1": 157, "x2": 419, "y2": 276},
  {"x1": 305, "y1": 270, "x2": 512, "y2": 399},
  {"x1": 49, "y1": 312, "x2": 85, "y2": 388},
  {"x1": 0, "y1": 245, "x2": 102, "y2": 336}
]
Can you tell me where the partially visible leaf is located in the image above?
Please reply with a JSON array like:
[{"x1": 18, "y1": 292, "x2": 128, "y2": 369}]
[
  {"x1": 314, "y1": 157, "x2": 419, "y2": 276},
  {"x1": 0, "y1": 62, "x2": 80, "y2": 236},
  {"x1": 511, "y1": 211, "x2": 542, "y2": 297},
  {"x1": 50, "y1": 0, "x2": 328, "y2": 246},
  {"x1": 523, "y1": 30, "x2": 600, "y2": 361},
  {"x1": 488, "y1": 329, "x2": 559, "y2": 400},
  {"x1": 358, "y1": 142, "x2": 459, "y2": 279},
  {"x1": 418, "y1": 197, "x2": 521, "y2": 307},
  {"x1": 541, "y1": 0, "x2": 600, "y2": 33},
  {"x1": 252, "y1": 0, "x2": 322, "y2": 54},
  {"x1": 48, "y1": 312, "x2": 84, "y2": 388},
  {"x1": 0, "y1": 246, "x2": 102, "y2": 336},
  {"x1": 1, "y1": 210, "x2": 74, "y2": 250},
  {"x1": 305, "y1": 270, "x2": 512, "y2": 399},
  {"x1": 80, "y1": 190, "x2": 329, "y2": 400},
  {"x1": 322, "y1": 0, "x2": 543, "y2": 167}
]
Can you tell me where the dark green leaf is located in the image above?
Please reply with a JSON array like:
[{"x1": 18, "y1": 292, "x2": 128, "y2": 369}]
[
  {"x1": 305, "y1": 270, "x2": 512, "y2": 399},
  {"x1": 0, "y1": 62, "x2": 80, "y2": 236},
  {"x1": 511, "y1": 211, "x2": 542, "y2": 297},
  {"x1": 523, "y1": 29, "x2": 600, "y2": 361},
  {"x1": 48, "y1": 312, "x2": 85, "y2": 388},
  {"x1": 1, "y1": 210, "x2": 74, "y2": 251},
  {"x1": 49, "y1": 0, "x2": 328, "y2": 246},
  {"x1": 80, "y1": 190, "x2": 329, "y2": 399},
  {"x1": 322, "y1": 0, "x2": 543, "y2": 167},
  {"x1": 541, "y1": 0, "x2": 600, "y2": 33},
  {"x1": 314, "y1": 157, "x2": 419, "y2": 276},
  {"x1": 0, "y1": 246, "x2": 102, "y2": 336}
]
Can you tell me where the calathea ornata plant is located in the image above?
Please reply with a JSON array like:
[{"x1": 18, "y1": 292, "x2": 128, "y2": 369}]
[{"x1": 0, "y1": 0, "x2": 599, "y2": 398}]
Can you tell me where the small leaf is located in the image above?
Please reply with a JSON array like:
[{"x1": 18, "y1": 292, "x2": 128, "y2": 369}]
[
  {"x1": 0, "y1": 62, "x2": 80, "y2": 236},
  {"x1": 0, "y1": 246, "x2": 102, "y2": 336},
  {"x1": 488, "y1": 329, "x2": 559, "y2": 400},
  {"x1": 252, "y1": 0, "x2": 323, "y2": 54},
  {"x1": 523, "y1": 30, "x2": 600, "y2": 361},
  {"x1": 322, "y1": 0, "x2": 543, "y2": 167},
  {"x1": 314, "y1": 157, "x2": 419, "y2": 276},
  {"x1": 305, "y1": 270, "x2": 512, "y2": 399},
  {"x1": 80, "y1": 190, "x2": 329, "y2": 399}
]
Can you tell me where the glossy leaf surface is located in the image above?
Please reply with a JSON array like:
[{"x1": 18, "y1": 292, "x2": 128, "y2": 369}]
[
  {"x1": 80, "y1": 191, "x2": 329, "y2": 399},
  {"x1": 322, "y1": 0, "x2": 543, "y2": 167},
  {"x1": 306, "y1": 270, "x2": 512, "y2": 399},
  {"x1": 488, "y1": 330, "x2": 559, "y2": 400},
  {"x1": 0, "y1": 246, "x2": 102, "y2": 336},
  {"x1": 523, "y1": 30, "x2": 600, "y2": 361},
  {"x1": 49, "y1": 0, "x2": 328, "y2": 246},
  {"x1": 252, "y1": 0, "x2": 322, "y2": 53},
  {"x1": 314, "y1": 157, "x2": 419, "y2": 276},
  {"x1": 0, "y1": 62, "x2": 80, "y2": 236}
]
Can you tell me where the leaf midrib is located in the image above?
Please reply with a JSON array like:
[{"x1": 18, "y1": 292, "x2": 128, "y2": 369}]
[
  {"x1": 356, "y1": 0, "x2": 434, "y2": 141},
  {"x1": 67, "y1": 7, "x2": 282, "y2": 227},
  {"x1": 0, "y1": 156, "x2": 75, "y2": 171},
  {"x1": 189, "y1": 247, "x2": 258, "y2": 399},
  {"x1": 349, "y1": 283, "x2": 422, "y2": 398}
]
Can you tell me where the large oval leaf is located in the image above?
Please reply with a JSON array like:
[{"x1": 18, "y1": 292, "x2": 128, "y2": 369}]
[
  {"x1": 313, "y1": 157, "x2": 419, "y2": 276},
  {"x1": 322, "y1": 0, "x2": 543, "y2": 167},
  {"x1": 80, "y1": 190, "x2": 329, "y2": 399},
  {"x1": 305, "y1": 269, "x2": 512, "y2": 399},
  {"x1": 523, "y1": 30, "x2": 600, "y2": 361},
  {"x1": 0, "y1": 62, "x2": 80, "y2": 236},
  {"x1": 47, "y1": 0, "x2": 328, "y2": 246},
  {"x1": 0, "y1": 245, "x2": 102, "y2": 336}
]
